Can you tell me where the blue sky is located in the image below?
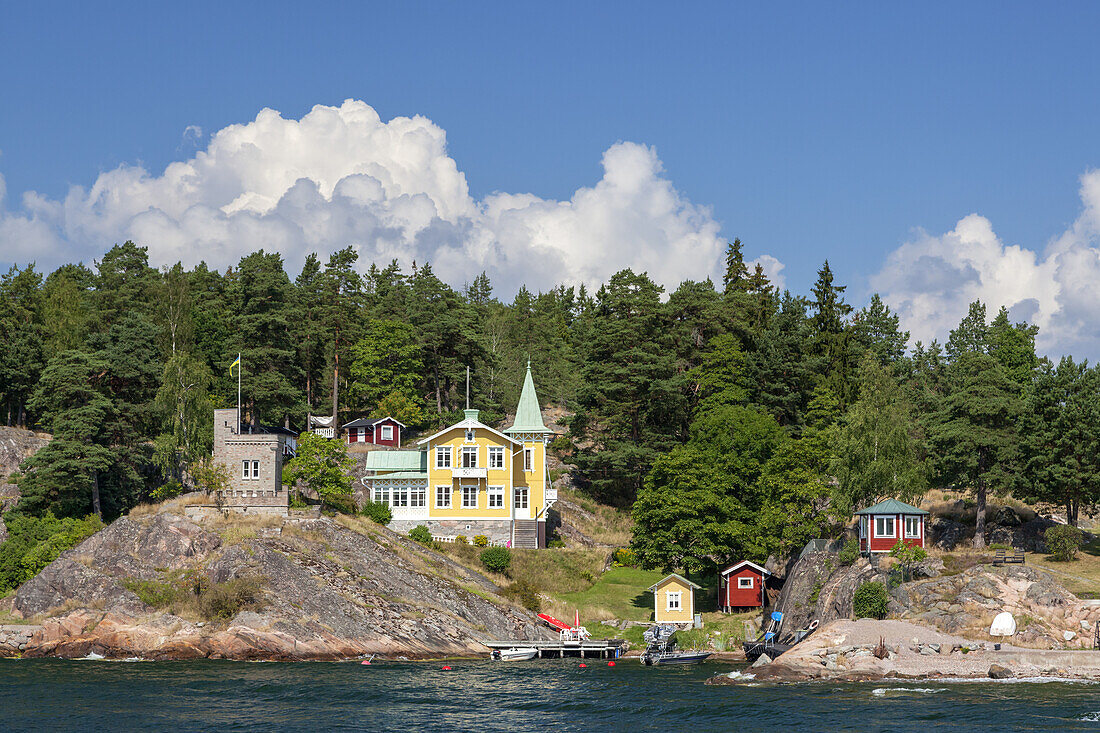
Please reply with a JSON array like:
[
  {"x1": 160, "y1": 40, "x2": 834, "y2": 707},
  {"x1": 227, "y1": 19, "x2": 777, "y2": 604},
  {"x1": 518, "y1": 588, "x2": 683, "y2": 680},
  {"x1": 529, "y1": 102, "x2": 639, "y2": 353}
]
[{"x1": 3, "y1": 2, "x2": 1100, "y2": 354}]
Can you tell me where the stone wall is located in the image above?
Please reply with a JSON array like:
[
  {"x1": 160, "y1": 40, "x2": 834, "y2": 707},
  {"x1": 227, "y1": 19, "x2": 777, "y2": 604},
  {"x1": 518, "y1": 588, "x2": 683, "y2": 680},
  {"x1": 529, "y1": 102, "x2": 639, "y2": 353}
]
[
  {"x1": 389, "y1": 518, "x2": 514, "y2": 544},
  {"x1": 0, "y1": 625, "x2": 41, "y2": 655},
  {"x1": 211, "y1": 409, "x2": 286, "y2": 512}
]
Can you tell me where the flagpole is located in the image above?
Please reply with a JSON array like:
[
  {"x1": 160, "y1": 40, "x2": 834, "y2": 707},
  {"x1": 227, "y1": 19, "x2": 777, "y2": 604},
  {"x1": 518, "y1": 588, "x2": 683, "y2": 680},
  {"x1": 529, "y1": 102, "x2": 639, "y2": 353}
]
[{"x1": 237, "y1": 352, "x2": 241, "y2": 435}]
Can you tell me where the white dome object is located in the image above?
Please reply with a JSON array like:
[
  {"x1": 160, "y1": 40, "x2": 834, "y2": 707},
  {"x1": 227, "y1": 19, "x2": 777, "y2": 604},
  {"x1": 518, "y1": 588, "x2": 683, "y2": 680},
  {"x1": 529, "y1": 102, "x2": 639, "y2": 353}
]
[{"x1": 989, "y1": 612, "x2": 1017, "y2": 637}]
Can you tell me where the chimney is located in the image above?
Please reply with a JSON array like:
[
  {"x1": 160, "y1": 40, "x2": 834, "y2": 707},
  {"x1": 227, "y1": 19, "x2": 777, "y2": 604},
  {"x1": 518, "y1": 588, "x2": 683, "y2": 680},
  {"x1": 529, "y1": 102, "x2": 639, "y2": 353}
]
[{"x1": 463, "y1": 408, "x2": 479, "y2": 422}]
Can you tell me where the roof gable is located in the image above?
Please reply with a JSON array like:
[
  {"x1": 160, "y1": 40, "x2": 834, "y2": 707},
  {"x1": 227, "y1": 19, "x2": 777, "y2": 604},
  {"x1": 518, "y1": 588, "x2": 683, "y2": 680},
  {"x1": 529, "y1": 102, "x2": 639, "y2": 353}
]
[
  {"x1": 855, "y1": 499, "x2": 928, "y2": 516},
  {"x1": 649, "y1": 573, "x2": 702, "y2": 591},
  {"x1": 720, "y1": 560, "x2": 771, "y2": 577},
  {"x1": 416, "y1": 417, "x2": 521, "y2": 447}
]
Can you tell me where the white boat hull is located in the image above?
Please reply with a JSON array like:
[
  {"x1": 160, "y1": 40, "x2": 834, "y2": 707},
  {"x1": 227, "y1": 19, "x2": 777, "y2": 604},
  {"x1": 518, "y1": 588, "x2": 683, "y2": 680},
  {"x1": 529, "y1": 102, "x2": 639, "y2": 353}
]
[{"x1": 491, "y1": 648, "x2": 538, "y2": 661}]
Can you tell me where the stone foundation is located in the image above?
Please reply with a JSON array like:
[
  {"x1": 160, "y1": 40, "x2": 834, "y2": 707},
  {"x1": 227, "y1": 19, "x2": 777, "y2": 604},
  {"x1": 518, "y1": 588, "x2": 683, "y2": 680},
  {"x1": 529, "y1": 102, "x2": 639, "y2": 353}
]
[
  {"x1": 388, "y1": 519, "x2": 519, "y2": 545},
  {"x1": 185, "y1": 504, "x2": 288, "y2": 519}
]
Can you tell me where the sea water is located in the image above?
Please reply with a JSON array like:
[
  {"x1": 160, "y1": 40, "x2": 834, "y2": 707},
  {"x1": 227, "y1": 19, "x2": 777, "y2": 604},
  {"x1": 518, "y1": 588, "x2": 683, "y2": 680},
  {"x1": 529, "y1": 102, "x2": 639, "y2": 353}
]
[{"x1": 3, "y1": 658, "x2": 1100, "y2": 731}]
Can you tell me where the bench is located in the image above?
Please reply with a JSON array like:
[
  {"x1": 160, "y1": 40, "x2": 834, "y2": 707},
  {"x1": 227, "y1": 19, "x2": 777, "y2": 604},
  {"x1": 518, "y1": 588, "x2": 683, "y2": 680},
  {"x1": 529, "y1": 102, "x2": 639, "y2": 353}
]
[{"x1": 992, "y1": 548, "x2": 1025, "y2": 566}]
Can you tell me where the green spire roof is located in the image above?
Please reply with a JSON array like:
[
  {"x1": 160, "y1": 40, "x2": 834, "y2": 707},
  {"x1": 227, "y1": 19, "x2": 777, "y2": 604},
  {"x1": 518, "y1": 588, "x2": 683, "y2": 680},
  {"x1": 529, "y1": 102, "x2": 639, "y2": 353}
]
[{"x1": 505, "y1": 361, "x2": 551, "y2": 434}]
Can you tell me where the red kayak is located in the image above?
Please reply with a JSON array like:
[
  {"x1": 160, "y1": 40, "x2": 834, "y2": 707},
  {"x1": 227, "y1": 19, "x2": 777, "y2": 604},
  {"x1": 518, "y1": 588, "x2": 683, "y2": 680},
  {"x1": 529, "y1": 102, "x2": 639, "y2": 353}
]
[{"x1": 537, "y1": 613, "x2": 573, "y2": 632}]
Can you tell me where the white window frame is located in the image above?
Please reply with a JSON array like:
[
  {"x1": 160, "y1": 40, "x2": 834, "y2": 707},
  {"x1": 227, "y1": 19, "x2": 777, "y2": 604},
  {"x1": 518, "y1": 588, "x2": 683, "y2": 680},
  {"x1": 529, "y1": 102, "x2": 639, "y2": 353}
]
[
  {"x1": 242, "y1": 460, "x2": 260, "y2": 480},
  {"x1": 514, "y1": 487, "x2": 528, "y2": 510},
  {"x1": 462, "y1": 484, "x2": 478, "y2": 509},
  {"x1": 874, "y1": 515, "x2": 896, "y2": 538},
  {"x1": 488, "y1": 446, "x2": 504, "y2": 470},
  {"x1": 373, "y1": 486, "x2": 390, "y2": 506},
  {"x1": 410, "y1": 485, "x2": 426, "y2": 507},
  {"x1": 666, "y1": 591, "x2": 682, "y2": 611},
  {"x1": 524, "y1": 447, "x2": 534, "y2": 472},
  {"x1": 462, "y1": 446, "x2": 478, "y2": 468},
  {"x1": 488, "y1": 485, "x2": 504, "y2": 508},
  {"x1": 392, "y1": 486, "x2": 409, "y2": 508},
  {"x1": 737, "y1": 577, "x2": 754, "y2": 589},
  {"x1": 905, "y1": 516, "x2": 921, "y2": 539},
  {"x1": 380, "y1": 424, "x2": 393, "y2": 440},
  {"x1": 435, "y1": 447, "x2": 452, "y2": 469},
  {"x1": 435, "y1": 485, "x2": 451, "y2": 508}
]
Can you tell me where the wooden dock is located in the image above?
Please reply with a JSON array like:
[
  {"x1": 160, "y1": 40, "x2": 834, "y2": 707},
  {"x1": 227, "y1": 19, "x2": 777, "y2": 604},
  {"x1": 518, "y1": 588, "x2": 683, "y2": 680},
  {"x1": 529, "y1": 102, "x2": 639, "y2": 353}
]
[{"x1": 481, "y1": 638, "x2": 629, "y2": 658}]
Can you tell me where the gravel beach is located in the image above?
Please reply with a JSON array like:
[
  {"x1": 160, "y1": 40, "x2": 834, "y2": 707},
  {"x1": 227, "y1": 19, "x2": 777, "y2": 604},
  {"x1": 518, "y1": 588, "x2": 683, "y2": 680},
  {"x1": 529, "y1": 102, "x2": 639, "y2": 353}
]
[{"x1": 708, "y1": 618, "x2": 1100, "y2": 684}]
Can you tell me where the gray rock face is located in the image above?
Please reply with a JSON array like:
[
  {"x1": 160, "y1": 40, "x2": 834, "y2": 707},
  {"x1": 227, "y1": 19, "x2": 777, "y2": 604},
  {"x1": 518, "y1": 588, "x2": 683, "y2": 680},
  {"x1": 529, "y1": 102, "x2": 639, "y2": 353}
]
[
  {"x1": 11, "y1": 509, "x2": 552, "y2": 659},
  {"x1": 751, "y1": 652, "x2": 772, "y2": 668},
  {"x1": 0, "y1": 426, "x2": 50, "y2": 511},
  {"x1": 774, "y1": 552, "x2": 886, "y2": 634},
  {"x1": 928, "y1": 518, "x2": 969, "y2": 550}
]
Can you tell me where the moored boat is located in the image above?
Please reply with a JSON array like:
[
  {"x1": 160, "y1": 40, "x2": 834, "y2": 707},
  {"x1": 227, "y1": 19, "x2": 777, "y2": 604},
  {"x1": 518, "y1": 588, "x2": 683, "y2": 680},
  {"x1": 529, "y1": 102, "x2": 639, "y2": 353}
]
[
  {"x1": 490, "y1": 647, "x2": 538, "y2": 661},
  {"x1": 639, "y1": 624, "x2": 711, "y2": 666}
]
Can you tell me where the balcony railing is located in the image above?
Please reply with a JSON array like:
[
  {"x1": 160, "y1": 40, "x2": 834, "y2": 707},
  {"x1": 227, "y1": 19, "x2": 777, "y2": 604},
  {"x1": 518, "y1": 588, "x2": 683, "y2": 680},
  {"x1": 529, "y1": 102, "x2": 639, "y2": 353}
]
[{"x1": 451, "y1": 467, "x2": 487, "y2": 478}]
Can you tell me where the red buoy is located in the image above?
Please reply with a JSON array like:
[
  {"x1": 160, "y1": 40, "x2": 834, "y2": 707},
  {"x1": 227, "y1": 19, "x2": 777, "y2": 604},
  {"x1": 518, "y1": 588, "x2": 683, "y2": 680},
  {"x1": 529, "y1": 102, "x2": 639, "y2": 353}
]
[
  {"x1": 441, "y1": 665, "x2": 452, "y2": 670},
  {"x1": 578, "y1": 663, "x2": 587, "y2": 668},
  {"x1": 608, "y1": 661, "x2": 616, "y2": 666}
]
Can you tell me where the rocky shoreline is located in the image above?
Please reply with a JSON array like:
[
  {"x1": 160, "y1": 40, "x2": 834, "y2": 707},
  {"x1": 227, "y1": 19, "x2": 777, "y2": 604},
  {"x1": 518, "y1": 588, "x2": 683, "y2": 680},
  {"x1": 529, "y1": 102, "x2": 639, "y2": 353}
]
[
  {"x1": 708, "y1": 619, "x2": 1100, "y2": 685},
  {"x1": 0, "y1": 503, "x2": 552, "y2": 661}
]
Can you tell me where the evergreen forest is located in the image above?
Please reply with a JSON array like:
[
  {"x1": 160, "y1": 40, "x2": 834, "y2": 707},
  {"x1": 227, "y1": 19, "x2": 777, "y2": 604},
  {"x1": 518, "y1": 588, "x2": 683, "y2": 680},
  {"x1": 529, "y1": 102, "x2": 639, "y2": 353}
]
[{"x1": 2, "y1": 240, "x2": 1099, "y2": 572}]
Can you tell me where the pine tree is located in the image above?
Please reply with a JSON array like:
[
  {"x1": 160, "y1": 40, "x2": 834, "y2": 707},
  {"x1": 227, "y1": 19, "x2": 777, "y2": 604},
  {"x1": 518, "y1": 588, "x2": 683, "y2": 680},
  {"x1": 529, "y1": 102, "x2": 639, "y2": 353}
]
[
  {"x1": 228, "y1": 251, "x2": 303, "y2": 426},
  {"x1": 1019, "y1": 358, "x2": 1100, "y2": 526},
  {"x1": 928, "y1": 352, "x2": 1021, "y2": 547},
  {"x1": 571, "y1": 270, "x2": 682, "y2": 506},
  {"x1": 852, "y1": 294, "x2": 909, "y2": 366}
]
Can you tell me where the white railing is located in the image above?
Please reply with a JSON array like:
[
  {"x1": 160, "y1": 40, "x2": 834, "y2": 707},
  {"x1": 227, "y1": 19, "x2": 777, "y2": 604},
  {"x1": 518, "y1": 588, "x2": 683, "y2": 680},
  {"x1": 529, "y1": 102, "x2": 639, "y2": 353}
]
[{"x1": 451, "y1": 467, "x2": 487, "y2": 479}]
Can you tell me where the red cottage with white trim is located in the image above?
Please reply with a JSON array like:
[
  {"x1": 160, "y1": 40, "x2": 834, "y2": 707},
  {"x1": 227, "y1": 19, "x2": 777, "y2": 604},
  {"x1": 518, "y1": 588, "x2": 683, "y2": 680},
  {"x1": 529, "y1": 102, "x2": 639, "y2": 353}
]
[
  {"x1": 719, "y1": 560, "x2": 771, "y2": 611},
  {"x1": 856, "y1": 499, "x2": 928, "y2": 554},
  {"x1": 342, "y1": 416, "x2": 405, "y2": 447}
]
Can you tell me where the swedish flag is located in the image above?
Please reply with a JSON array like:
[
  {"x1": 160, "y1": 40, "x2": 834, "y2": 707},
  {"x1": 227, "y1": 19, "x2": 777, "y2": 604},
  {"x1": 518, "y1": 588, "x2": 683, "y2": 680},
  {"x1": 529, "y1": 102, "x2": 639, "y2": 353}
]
[{"x1": 230, "y1": 355, "x2": 241, "y2": 376}]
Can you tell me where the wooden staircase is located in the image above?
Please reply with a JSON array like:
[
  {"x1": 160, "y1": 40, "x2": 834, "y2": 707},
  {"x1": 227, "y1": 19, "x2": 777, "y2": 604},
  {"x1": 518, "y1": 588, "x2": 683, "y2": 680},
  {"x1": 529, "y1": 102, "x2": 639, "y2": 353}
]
[{"x1": 513, "y1": 520, "x2": 539, "y2": 549}]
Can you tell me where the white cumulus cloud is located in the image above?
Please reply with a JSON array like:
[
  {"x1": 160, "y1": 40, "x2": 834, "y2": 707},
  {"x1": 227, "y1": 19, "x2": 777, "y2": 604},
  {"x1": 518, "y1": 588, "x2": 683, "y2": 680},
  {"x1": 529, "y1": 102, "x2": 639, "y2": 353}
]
[
  {"x1": 0, "y1": 99, "x2": 739, "y2": 297},
  {"x1": 871, "y1": 170, "x2": 1100, "y2": 357}
]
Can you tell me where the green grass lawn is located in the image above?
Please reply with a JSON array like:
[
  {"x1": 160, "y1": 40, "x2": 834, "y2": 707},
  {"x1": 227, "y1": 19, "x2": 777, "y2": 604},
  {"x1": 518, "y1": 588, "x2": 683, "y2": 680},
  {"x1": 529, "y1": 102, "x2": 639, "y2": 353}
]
[{"x1": 553, "y1": 566, "x2": 664, "y2": 622}]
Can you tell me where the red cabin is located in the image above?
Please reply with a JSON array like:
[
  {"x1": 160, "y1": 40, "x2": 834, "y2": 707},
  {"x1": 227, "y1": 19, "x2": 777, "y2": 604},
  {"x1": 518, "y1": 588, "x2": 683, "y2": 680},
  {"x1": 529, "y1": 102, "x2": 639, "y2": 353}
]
[
  {"x1": 856, "y1": 499, "x2": 928, "y2": 554},
  {"x1": 718, "y1": 560, "x2": 771, "y2": 611},
  {"x1": 342, "y1": 416, "x2": 405, "y2": 447}
]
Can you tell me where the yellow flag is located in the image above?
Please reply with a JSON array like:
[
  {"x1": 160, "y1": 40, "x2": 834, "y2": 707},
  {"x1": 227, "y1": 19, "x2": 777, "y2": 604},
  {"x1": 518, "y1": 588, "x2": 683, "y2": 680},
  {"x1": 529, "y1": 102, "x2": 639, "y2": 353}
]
[{"x1": 230, "y1": 355, "x2": 241, "y2": 376}]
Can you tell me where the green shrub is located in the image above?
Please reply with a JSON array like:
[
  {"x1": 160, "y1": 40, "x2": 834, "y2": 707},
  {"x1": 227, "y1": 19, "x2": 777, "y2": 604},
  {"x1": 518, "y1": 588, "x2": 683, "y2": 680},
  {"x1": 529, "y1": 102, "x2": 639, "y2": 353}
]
[
  {"x1": 838, "y1": 538, "x2": 860, "y2": 565},
  {"x1": 361, "y1": 500, "x2": 393, "y2": 525},
  {"x1": 503, "y1": 578, "x2": 541, "y2": 612},
  {"x1": 409, "y1": 525, "x2": 432, "y2": 545},
  {"x1": 288, "y1": 492, "x2": 309, "y2": 509},
  {"x1": 473, "y1": 535, "x2": 489, "y2": 547},
  {"x1": 853, "y1": 581, "x2": 889, "y2": 619},
  {"x1": 121, "y1": 578, "x2": 182, "y2": 608},
  {"x1": 1046, "y1": 525, "x2": 1083, "y2": 561},
  {"x1": 197, "y1": 576, "x2": 265, "y2": 620},
  {"x1": 0, "y1": 512, "x2": 103, "y2": 593},
  {"x1": 324, "y1": 494, "x2": 359, "y2": 515},
  {"x1": 150, "y1": 480, "x2": 184, "y2": 502},
  {"x1": 611, "y1": 548, "x2": 637, "y2": 567},
  {"x1": 455, "y1": 535, "x2": 468, "y2": 545},
  {"x1": 547, "y1": 538, "x2": 565, "y2": 548},
  {"x1": 480, "y1": 546, "x2": 512, "y2": 573},
  {"x1": 550, "y1": 436, "x2": 572, "y2": 453}
]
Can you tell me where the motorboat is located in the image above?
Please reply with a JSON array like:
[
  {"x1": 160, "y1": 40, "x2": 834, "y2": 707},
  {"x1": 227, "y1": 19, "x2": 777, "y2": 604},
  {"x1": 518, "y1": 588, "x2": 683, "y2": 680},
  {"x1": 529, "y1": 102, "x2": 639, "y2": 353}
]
[
  {"x1": 490, "y1": 647, "x2": 538, "y2": 661},
  {"x1": 639, "y1": 625, "x2": 712, "y2": 666}
]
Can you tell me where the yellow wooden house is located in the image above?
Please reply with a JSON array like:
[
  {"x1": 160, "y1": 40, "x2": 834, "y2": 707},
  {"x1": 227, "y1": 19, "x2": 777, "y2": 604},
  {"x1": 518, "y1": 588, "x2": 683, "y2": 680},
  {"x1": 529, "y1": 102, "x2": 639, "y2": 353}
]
[
  {"x1": 362, "y1": 363, "x2": 555, "y2": 548},
  {"x1": 650, "y1": 574, "x2": 701, "y2": 625}
]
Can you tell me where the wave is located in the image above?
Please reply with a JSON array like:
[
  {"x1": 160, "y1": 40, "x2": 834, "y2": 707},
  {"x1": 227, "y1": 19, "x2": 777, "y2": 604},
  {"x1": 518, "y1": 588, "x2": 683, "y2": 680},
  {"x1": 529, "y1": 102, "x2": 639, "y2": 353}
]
[
  {"x1": 871, "y1": 687, "x2": 945, "y2": 696},
  {"x1": 1078, "y1": 711, "x2": 1100, "y2": 722}
]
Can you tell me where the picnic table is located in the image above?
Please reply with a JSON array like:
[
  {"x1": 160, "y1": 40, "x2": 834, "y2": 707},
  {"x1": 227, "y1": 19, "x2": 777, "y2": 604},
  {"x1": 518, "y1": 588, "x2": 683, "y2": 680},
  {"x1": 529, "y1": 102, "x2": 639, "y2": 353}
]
[{"x1": 991, "y1": 548, "x2": 1025, "y2": 566}]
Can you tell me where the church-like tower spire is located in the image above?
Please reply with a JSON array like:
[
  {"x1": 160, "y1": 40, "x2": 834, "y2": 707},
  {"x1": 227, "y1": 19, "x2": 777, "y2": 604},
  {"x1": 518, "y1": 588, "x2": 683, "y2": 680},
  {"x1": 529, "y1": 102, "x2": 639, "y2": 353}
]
[{"x1": 505, "y1": 361, "x2": 551, "y2": 434}]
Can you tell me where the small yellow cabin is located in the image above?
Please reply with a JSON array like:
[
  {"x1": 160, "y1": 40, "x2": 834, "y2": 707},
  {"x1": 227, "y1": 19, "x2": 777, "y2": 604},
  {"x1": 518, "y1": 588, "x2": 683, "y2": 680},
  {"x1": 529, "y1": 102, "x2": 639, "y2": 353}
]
[{"x1": 649, "y1": 574, "x2": 701, "y2": 625}]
